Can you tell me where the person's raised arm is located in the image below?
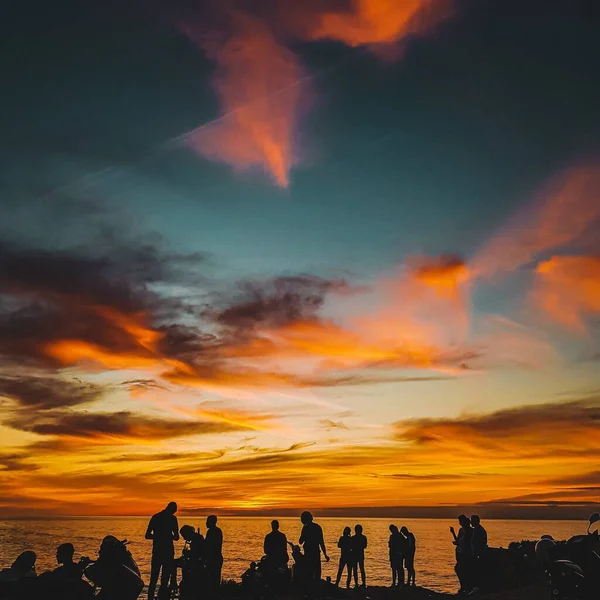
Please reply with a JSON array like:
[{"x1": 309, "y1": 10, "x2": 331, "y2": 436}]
[{"x1": 449, "y1": 525, "x2": 458, "y2": 542}]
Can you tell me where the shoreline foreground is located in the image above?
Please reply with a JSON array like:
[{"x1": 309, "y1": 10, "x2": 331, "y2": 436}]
[{"x1": 216, "y1": 581, "x2": 548, "y2": 600}]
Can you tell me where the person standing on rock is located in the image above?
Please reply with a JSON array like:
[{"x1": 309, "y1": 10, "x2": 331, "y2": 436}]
[
  {"x1": 205, "y1": 515, "x2": 224, "y2": 599},
  {"x1": 470, "y1": 515, "x2": 488, "y2": 593},
  {"x1": 299, "y1": 511, "x2": 329, "y2": 597},
  {"x1": 264, "y1": 520, "x2": 289, "y2": 570},
  {"x1": 334, "y1": 526, "x2": 353, "y2": 588},
  {"x1": 450, "y1": 514, "x2": 474, "y2": 594},
  {"x1": 400, "y1": 526, "x2": 416, "y2": 586},
  {"x1": 351, "y1": 524, "x2": 368, "y2": 588},
  {"x1": 145, "y1": 501, "x2": 179, "y2": 600},
  {"x1": 388, "y1": 524, "x2": 404, "y2": 587}
]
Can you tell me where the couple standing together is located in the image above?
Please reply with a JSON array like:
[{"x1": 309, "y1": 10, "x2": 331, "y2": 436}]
[
  {"x1": 335, "y1": 525, "x2": 367, "y2": 588},
  {"x1": 389, "y1": 525, "x2": 416, "y2": 587}
]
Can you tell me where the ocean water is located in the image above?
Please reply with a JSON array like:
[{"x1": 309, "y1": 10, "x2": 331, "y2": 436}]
[{"x1": 0, "y1": 517, "x2": 584, "y2": 593}]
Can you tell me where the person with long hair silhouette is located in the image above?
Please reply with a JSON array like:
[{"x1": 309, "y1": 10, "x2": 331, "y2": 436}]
[
  {"x1": 299, "y1": 511, "x2": 329, "y2": 597},
  {"x1": 145, "y1": 502, "x2": 179, "y2": 600},
  {"x1": 334, "y1": 526, "x2": 353, "y2": 588},
  {"x1": 400, "y1": 526, "x2": 416, "y2": 586}
]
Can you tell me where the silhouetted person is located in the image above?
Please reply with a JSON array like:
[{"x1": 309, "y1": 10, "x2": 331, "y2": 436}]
[
  {"x1": 351, "y1": 524, "x2": 367, "y2": 588},
  {"x1": 450, "y1": 514, "x2": 473, "y2": 594},
  {"x1": 178, "y1": 525, "x2": 205, "y2": 600},
  {"x1": 0, "y1": 551, "x2": 37, "y2": 581},
  {"x1": 334, "y1": 527, "x2": 353, "y2": 588},
  {"x1": 180, "y1": 525, "x2": 205, "y2": 562},
  {"x1": 146, "y1": 501, "x2": 179, "y2": 600},
  {"x1": 264, "y1": 520, "x2": 289, "y2": 569},
  {"x1": 299, "y1": 511, "x2": 329, "y2": 597},
  {"x1": 205, "y1": 515, "x2": 223, "y2": 598},
  {"x1": 470, "y1": 515, "x2": 488, "y2": 593},
  {"x1": 53, "y1": 544, "x2": 84, "y2": 581},
  {"x1": 241, "y1": 561, "x2": 258, "y2": 593},
  {"x1": 388, "y1": 525, "x2": 404, "y2": 587},
  {"x1": 400, "y1": 527, "x2": 416, "y2": 586}
]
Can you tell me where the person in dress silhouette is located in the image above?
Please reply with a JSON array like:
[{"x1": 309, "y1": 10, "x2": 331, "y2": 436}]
[
  {"x1": 205, "y1": 515, "x2": 223, "y2": 598},
  {"x1": 299, "y1": 511, "x2": 329, "y2": 597},
  {"x1": 400, "y1": 527, "x2": 416, "y2": 586},
  {"x1": 145, "y1": 501, "x2": 179, "y2": 600},
  {"x1": 334, "y1": 527, "x2": 353, "y2": 588},
  {"x1": 352, "y1": 524, "x2": 368, "y2": 588}
]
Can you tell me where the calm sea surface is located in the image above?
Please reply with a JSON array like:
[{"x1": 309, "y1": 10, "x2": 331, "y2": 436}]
[{"x1": 0, "y1": 518, "x2": 583, "y2": 593}]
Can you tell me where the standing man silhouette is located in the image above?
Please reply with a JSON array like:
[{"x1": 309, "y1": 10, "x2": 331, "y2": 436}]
[
  {"x1": 470, "y1": 515, "x2": 488, "y2": 593},
  {"x1": 264, "y1": 520, "x2": 289, "y2": 569},
  {"x1": 145, "y1": 501, "x2": 179, "y2": 600},
  {"x1": 352, "y1": 524, "x2": 368, "y2": 588},
  {"x1": 205, "y1": 515, "x2": 224, "y2": 598},
  {"x1": 299, "y1": 511, "x2": 329, "y2": 597}
]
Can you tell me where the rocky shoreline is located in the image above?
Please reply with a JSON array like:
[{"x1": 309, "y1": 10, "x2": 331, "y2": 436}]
[{"x1": 218, "y1": 581, "x2": 548, "y2": 600}]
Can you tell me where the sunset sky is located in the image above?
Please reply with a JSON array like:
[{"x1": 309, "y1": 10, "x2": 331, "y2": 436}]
[{"x1": 1, "y1": 0, "x2": 600, "y2": 517}]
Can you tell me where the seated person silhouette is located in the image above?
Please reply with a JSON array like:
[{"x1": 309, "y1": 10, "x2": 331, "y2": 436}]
[
  {"x1": 53, "y1": 544, "x2": 85, "y2": 581},
  {"x1": 0, "y1": 552, "x2": 37, "y2": 581}
]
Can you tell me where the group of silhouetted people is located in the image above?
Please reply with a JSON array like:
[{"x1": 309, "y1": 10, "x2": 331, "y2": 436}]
[
  {"x1": 1, "y1": 506, "x2": 493, "y2": 600},
  {"x1": 145, "y1": 502, "x2": 223, "y2": 600},
  {"x1": 450, "y1": 514, "x2": 488, "y2": 595},
  {"x1": 0, "y1": 540, "x2": 125, "y2": 600}
]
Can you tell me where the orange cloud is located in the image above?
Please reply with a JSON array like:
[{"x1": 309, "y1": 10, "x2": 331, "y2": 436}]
[
  {"x1": 4, "y1": 397, "x2": 600, "y2": 514},
  {"x1": 473, "y1": 166, "x2": 600, "y2": 278},
  {"x1": 183, "y1": 0, "x2": 452, "y2": 186},
  {"x1": 306, "y1": 0, "x2": 452, "y2": 49},
  {"x1": 44, "y1": 339, "x2": 160, "y2": 370},
  {"x1": 533, "y1": 255, "x2": 600, "y2": 332},
  {"x1": 189, "y1": 12, "x2": 306, "y2": 187},
  {"x1": 393, "y1": 398, "x2": 600, "y2": 465}
]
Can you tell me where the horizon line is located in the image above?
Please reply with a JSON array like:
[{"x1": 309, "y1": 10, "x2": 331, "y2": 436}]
[{"x1": 3, "y1": 503, "x2": 599, "y2": 521}]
